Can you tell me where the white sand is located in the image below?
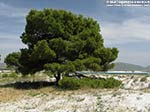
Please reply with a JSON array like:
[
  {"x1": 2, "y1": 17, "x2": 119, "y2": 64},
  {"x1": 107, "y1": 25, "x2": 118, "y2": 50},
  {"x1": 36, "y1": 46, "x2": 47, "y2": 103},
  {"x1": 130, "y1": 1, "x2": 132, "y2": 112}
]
[
  {"x1": 0, "y1": 75, "x2": 150, "y2": 112},
  {"x1": 0, "y1": 89, "x2": 150, "y2": 112}
]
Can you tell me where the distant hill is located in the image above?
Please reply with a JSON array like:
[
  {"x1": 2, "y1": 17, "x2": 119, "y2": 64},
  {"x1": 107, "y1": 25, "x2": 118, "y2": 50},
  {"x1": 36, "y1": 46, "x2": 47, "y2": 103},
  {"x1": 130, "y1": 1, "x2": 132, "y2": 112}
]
[
  {"x1": 1, "y1": 62, "x2": 150, "y2": 72},
  {"x1": 112, "y1": 62, "x2": 150, "y2": 72},
  {"x1": 0, "y1": 63, "x2": 6, "y2": 69},
  {"x1": 145, "y1": 66, "x2": 150, "y2": 72}
]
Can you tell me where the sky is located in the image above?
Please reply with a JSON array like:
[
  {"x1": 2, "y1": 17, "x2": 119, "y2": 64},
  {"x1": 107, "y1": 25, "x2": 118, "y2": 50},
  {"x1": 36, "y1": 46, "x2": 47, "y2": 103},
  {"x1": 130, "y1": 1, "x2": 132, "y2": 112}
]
[{"x1": 0, "y1": 0, "x2": 150, "y2": 66}]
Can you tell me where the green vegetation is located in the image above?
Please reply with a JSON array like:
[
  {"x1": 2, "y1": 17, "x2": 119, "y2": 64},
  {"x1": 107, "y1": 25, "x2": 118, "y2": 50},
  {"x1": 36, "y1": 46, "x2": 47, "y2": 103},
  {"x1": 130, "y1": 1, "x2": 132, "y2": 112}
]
[
  {"x1": 59, "y1": 76, "x2": 122, "y2": 90},
  {"x1": 133, "y1": 78, "x2": 138, "y2": 82},
  {"x1": 5, "y1": 9, "x2": 119, "y2": 84},
  {"x1": 1, "y1": 72, "x2": 18, "y2": 78},
  {"x1": 4, "y1": 52, "x2": 21, "y2": 70},
  {"x1": 140, "y1": 76, "x2": 147, "y2": 82},
  {"x1": 0, "y1": 72, "x2": 122, "y2": 90}
]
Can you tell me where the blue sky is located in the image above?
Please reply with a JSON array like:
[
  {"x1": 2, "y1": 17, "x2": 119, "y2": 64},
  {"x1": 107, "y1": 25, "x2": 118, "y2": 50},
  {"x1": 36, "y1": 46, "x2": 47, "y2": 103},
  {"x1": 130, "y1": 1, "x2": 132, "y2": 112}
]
[{"x1": 0, "y1": 0, "x2": 150, "y2": 66}]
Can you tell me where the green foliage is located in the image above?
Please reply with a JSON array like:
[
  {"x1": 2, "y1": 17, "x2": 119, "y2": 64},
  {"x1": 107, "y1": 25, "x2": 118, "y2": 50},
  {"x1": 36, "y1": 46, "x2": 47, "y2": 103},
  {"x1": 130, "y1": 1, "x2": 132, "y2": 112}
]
[
  {"x1": 59, "y1": 76, "x2": 122, "y2": 90},
  {"x1": 5, "y1": 9, "x2": 119, "y2": 83},
  {"x1": 4, "y1": 52, "x2": 21, "y2": 69},
  {"x1": 59, "y1": 77, "x2": 81, "y2": 90},
  {"x1": 140, "y1": 77, "x2": 147, "y2": 82},
  {"x1": 83, "y1": 57, "x2": 102, "y2": 71},
  {"x1": 2, "y1": 72, "x2": 18, "y2": 78},
  {"x1": 31, "y1": 40, "x2": 56, "y2": 62},
  {"x1": 94, "y1": 48, "x2": 119, "y2": 71},
  {"x1": 44, "y1": 63, "x2": 65, "y2": 75}
]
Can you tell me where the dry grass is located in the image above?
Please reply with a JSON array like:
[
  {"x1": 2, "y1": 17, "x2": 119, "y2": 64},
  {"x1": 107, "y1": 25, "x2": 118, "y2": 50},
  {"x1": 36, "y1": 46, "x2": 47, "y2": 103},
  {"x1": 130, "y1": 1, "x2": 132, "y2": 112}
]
[
  {"x1": 0, "y1": 85, "x2": 111, "y2": 103},
  {"x1": 0, "y1": 86, "x2": 56, "y2": 102},
  {"x1": 0, "y1": 87, "x2": 26, "y2": 102}
]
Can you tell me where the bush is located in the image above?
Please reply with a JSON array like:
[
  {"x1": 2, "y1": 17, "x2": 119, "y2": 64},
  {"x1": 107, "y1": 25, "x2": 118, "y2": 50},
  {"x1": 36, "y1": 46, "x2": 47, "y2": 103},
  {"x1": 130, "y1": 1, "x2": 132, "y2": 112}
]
[
  {"x1": 59, "y1": 77, "x2": 81, "y2": 90},
  {"x1": 140, "y1": 77, "x2": 147, "y2": 82},
  {"x1": 2, "y1": 72, "x2": 18, "y2": 78},
  {"x1": 59, "y1": 76, "x2": 122, "y2": 90}
]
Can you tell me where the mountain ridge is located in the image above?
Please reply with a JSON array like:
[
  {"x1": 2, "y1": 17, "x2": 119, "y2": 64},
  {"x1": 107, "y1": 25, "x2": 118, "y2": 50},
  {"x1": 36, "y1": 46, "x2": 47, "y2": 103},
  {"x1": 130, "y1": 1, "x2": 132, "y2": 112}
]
[
  {"x1": 0, "y1": 62, "x2": 150, "y2": 72},
  {"x1": 112, "y1": 62, "x2": 150, "y2": 72}
]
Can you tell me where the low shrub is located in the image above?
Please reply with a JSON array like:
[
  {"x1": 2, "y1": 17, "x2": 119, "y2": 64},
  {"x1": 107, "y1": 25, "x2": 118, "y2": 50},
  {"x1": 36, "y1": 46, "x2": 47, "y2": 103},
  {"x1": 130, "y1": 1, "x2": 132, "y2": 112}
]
[
  {"x1": 2, "y1": 72, "x2": 18, "y2": 78},
  {"x1": 59, "y1": 76, "x2": 122, "y2": 90},
  {"x1": 1, "y1": 73, "x2": 9, "y2": 78},
  {"x1": 59, "y1": 77, "x2": 81, "y2": 90},
  {"x1": 140, "y1": 77, "x2": 147, "y2": 82}
]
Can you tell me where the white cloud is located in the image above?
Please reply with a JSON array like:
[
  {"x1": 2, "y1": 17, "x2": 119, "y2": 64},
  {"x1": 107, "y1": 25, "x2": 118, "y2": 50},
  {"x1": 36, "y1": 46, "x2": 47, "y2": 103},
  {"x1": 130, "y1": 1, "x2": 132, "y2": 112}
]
[
  {"x1": 0, "y1": 33, "x2": 23, "y2": 47},
  {"x1": 0, "y1": 33, "x2": 26, "y2": 62},
  {"x1": 101, "y1": 16, "x2": 150, "y2": 45},
  {"x1": 117, "y1": 50, "x2": 150, "y2": 66},
  {"x1": 0, "y1": 33, "x2": 18, "y2": 40},
  {"x1": 0, "y1": 2, "x2": 29, "y2": 18}
]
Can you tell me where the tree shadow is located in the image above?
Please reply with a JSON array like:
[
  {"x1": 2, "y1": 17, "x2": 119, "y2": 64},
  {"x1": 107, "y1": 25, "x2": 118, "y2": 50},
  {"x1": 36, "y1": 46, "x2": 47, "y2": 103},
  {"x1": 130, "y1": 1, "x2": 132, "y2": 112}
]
[{"x1": 0, "y1": 81, "x2": 55, "y2": 90}]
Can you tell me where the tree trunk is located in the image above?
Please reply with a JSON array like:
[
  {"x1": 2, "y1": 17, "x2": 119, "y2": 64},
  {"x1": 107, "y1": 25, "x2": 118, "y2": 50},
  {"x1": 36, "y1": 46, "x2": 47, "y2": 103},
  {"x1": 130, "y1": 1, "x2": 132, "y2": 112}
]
[{"x1": 54, "y1": 73, "x2": 61, "y2": 86}]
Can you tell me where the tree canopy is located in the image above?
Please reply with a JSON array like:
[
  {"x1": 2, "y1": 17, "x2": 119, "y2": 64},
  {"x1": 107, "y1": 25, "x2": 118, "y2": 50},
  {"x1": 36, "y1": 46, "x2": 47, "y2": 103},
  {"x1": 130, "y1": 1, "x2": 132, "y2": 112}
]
[
  {"x1": 4, "y1": 52, "x2": 21, "y2": 69},
  {"x1": 5, "y1": 9, "x2": 119, "y2": 83}
]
